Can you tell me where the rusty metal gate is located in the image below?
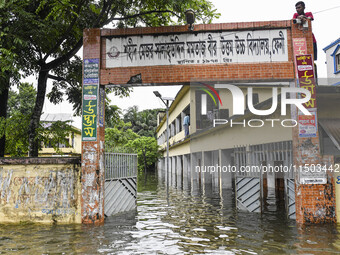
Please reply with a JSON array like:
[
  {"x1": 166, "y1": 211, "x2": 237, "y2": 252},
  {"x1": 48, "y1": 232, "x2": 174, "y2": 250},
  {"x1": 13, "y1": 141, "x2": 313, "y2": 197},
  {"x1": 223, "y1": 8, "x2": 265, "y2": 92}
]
[
  {"x1": 104, "y1": 152, "x2": 137, "y2": 217},
  {"x1": 234, "y1": 141, "x2": 295, "y2": 218}
]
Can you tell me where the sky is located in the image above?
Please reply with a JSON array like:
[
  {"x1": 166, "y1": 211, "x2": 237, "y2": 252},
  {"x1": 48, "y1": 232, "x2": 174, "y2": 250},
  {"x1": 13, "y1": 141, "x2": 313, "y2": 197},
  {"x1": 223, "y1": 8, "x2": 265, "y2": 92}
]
[{"x1": 40, "y1": 0, "x2": 340, "y2": 128}]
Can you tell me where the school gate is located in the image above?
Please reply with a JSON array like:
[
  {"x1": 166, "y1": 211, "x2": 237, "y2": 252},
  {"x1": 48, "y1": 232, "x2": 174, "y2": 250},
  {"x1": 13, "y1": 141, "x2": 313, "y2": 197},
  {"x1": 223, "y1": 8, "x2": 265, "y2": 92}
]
[{"x1": 81, "y1": 19, "x2": 335, "y2": 224}]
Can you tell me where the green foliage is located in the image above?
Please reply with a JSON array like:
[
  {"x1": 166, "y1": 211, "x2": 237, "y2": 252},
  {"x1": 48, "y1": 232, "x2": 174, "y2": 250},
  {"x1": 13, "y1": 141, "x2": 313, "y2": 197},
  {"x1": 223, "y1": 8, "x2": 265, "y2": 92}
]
[
  {"x1": 126, "y1": 136, "x2": 161, "y2": 172},
  {"x1": 47, "y1": 58, "x2": 132, "y2": 116},
  {"x1": 0, "y1": 117, "x2": 6, "y2": 141},
  {"x1": 1, "y1": 0, "x2": 219, "y2": 156},
  {"x1": 37, "y1": 121, "x2": 74, "y2": 155},
  {"x1": 105, "y1": 120, "x2": 139, "y2": 149},
  {"x1": 105, "y1": 106, "x2": 162, "y2": 172},
  {"x1": 105, "y1": 105, "x2": 123, "y2": 128},
  {"x1": 4, "y1": 113, "x2": 31, "y2": 156},
  {"x1": 114, "y1": 0, "x2": 220, "y2": 28},
  {"x1": 4, "y1": 82, "x2": 36, "y2": 156},
  {"x1": 4, "y1": 82, "x2": 74, "y2": 156},
  {"x1": 123, "y1": 106, "x2": 162, "y2": 137},
  {"x1": 0, "y1": 1, "x2": 27, "y2": 81},
  {"x1": 7, "y1": 82, "x2": 36, "y2": 117}
]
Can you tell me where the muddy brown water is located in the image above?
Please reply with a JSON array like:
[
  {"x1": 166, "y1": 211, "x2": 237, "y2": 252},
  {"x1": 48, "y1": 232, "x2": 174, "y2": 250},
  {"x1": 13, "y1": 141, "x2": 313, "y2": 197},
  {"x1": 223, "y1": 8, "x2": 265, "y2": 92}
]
[{"x1": 1, "y1": 173, "x2": 340, "y2": 254}]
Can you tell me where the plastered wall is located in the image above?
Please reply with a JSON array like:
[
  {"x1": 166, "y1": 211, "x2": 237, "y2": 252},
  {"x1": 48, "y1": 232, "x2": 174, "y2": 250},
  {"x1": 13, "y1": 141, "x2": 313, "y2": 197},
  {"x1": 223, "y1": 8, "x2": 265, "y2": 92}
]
[{"x1": 0, "y1": 158, "x2": 81, "y2": 224}]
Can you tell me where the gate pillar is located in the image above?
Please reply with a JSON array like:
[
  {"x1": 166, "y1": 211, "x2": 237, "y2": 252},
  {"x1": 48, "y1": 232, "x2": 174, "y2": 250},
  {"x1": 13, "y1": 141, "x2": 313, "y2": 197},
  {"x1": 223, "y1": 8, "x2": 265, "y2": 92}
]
[
  {"x1": 291, "y1": 21, "x2": 335, "y2": 224},
  {"x1": 81, "y1": 28, "x2": 106, "y2": 224}
]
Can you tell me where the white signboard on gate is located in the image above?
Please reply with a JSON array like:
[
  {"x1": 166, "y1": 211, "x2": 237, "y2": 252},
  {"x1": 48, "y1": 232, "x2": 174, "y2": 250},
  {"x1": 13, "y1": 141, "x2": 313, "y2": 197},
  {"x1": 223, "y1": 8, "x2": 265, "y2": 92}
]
[
  {"x1": 299, "y1": 165, "x2": 327, "y2": 184},
  {"x1": 106, "y1": 29, "x2": 288, "y2": 68}
]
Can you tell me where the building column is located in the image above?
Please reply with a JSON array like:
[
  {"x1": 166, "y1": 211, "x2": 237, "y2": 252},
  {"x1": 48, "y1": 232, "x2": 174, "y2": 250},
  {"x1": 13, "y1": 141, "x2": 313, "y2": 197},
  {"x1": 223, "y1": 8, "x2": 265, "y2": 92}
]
[
  {"x1": 176, "y1": 155, "x2": 183, "y2": 189},
  {"x1": 172, "y1": 156, "x2": 176, "y2": 187},
  {"x1": 183, "y1": 154, "x2": 191, "y2": 191},
  {"x1": 220, "y1": 149, "x2": 233, "y2": 189},
  {"x1": 211, "y1": 150, "x2": 219, "y2": 192},
  {"x1": 203, "y1": 151, "x2": 212, "y2": 196},
  {"x1": 191, "y1": 152, "x2": 199, "y2": 195},
  {"x1": 267, "y1": 160, "x2": 275, "y2": 190}
]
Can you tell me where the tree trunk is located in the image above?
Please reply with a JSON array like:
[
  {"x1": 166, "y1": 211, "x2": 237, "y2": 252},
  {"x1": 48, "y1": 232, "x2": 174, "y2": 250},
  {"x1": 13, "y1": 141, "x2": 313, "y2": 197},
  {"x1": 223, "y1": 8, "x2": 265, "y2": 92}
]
[
  {"x1": 0, "y1": 74, "x2": 10, "y2": 157},
  {"x1": 28, "y1": 69, "x2": 49, "y2": 157}
]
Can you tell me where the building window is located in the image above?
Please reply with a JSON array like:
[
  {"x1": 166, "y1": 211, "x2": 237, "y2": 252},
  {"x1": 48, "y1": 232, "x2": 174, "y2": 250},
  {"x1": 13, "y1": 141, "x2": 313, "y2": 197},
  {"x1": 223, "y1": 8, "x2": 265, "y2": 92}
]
[
  {"x1": 195, "y1": 89, "x2": 219, "y2": 130},
  {"x1": 336, "y1": 53, "x2": 340, "y2": 72},
  {"x1": 45, "y1": 141, "x2": 53, "y2": 148},
  {"x1": 331, "y1": 45, "x2": 340, "y2": 74}
]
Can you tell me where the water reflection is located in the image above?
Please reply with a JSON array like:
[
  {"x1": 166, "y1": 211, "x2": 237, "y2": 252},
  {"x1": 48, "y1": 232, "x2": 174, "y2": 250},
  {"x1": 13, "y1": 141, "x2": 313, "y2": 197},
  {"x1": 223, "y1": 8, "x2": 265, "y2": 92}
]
[{"x1": 0, "y1": 173, "x2": 340, "y2": 254}]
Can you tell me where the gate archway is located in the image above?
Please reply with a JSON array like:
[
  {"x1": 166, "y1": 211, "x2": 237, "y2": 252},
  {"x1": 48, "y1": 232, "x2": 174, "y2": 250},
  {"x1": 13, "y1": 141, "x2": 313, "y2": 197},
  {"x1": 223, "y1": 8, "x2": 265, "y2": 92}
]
[{"x1": 81, "y1": 20, "x2": 327, "y2": 224}]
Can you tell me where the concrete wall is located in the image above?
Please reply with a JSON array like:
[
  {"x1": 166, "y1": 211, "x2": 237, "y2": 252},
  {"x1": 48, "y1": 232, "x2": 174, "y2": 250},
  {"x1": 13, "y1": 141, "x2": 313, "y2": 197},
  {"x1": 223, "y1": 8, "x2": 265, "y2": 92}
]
[
  {"x1": 0, "y1": 157, "x2": 81, "y2": 224},
  {"x1": 158, "y1": 90, "x2": 190, "y2": 136},
  {"x1": 317, "y1": 93, "x2": 340, "y2": 119},
  {"x1": 158, "y1": 88, "x2": 190, "y2": 152}
]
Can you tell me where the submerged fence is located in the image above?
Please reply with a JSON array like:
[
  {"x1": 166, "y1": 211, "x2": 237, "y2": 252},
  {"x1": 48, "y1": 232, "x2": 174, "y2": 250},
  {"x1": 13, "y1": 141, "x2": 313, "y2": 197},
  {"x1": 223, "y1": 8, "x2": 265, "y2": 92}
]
[
  {"x1": 104, "y1": 152, "x2": 138, "y2": 216},
  {"x1": 105, "y1": 152, "x2": 138, "y2": 179}
]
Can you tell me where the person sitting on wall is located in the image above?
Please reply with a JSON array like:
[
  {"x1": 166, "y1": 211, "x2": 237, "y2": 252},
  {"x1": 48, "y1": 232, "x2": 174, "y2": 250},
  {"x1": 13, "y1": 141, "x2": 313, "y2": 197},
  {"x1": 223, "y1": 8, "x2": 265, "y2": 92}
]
[
  {"x1": 183, "y1": 114, "x2": 190, "y2": 137},
  {"x1": 293, "y1": 1, "x2": 317, "y2": 61}
]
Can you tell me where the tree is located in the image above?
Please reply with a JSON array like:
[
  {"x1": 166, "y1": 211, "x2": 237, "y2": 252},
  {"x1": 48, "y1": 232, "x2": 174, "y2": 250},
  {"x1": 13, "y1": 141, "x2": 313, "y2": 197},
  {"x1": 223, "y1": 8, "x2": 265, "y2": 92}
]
[
  {"x1": 0, "y1": 1, "x2": 29, "y2": 156},
  {"x1": 123, "y1": 106, "x2": 162, "y2": 137},
  {"x1": 105, "y1": 120, "x2": 139, "y2": 150},
  {"x1": 126, "y1": 136, "x2": 161, "y2": 172},
  {"x1": 4, "y1": 82, "x2": 74, "y2": 157},
  {"x1": 123, "y1": 105, "x2": 139, "y2": 130},
  {"x1": 105, "y1": 105, "x2": 123, "y2": 128},
  {"x1": 7, "y1": 82, "x2": 36, "y2": 117},
  {"x1": 1, "y1": 0, "x2": 219, "y2": 156},
  {"x1": 3, "y1": 82, "x2": 36, "y2": 156},
  {"x1": 135, "y1": 109, "x2": 160, "y2": 137}
]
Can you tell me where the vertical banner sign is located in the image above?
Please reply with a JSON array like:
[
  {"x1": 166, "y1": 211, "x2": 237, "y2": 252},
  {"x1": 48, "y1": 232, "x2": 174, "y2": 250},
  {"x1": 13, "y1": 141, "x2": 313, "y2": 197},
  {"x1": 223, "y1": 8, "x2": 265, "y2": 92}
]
[
  {"x1": 293, "y1": 38, "x2": 307, "y2": 56},
  {"x1": 296, "y1": 54, "x2": 316, "y2": 109},
  {"x1": 99, "y1": 86, "x2": 105, "y2": 127},
  {"x1": 298, "y1": 110, "x2": 318, "y2": 138},
  {"x1": 290, "y1": 38, "x2": 308, "y2": 120},
  {"x1": 82, "y1": 59, "x2": 99, "y2": 141}
]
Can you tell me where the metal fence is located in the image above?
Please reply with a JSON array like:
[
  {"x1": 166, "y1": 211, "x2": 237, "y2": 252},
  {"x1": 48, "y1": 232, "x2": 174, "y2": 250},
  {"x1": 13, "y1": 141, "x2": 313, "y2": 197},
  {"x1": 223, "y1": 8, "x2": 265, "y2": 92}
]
[
  {"x1": 234, "y1": 141, "x2": 295, "y2": 217},
  {"x1": 234, "y1": 141, "x2": 293, "y2": 178},
  {"x1": 104, "y1": 152, "x2": 138, "y2": 217},
  {"x1": 105, "y1": 152, "x2": 138, "y2": 179}
]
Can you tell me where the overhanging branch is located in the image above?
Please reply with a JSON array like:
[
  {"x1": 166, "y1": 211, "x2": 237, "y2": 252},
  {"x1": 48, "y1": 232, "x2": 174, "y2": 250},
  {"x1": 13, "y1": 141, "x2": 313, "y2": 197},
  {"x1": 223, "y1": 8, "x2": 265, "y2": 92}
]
[
  {"x1": 42, "y1": 0, "x2": 88, "y2": 62},
  {"x1": 47, "y1": 74, "x2": 67, "y2": 82},
  {"x1": 44, "y1": 37, "x2": 83, "y2": 71},
  {"x1": 107, "y1": 10, "x2": 181, "y2": 23}
]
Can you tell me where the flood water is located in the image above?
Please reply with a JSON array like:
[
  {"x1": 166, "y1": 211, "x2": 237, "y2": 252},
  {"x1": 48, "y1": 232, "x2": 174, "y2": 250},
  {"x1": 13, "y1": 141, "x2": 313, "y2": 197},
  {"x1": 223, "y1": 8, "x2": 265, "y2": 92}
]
[{"x1": 1, "y1": 173, "x2": 340, "y2": 254}]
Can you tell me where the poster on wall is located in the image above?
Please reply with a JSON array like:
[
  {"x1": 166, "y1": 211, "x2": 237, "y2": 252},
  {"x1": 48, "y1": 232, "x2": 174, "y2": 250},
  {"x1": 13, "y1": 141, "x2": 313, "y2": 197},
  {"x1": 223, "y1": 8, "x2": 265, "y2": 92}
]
[
  {"x1": 83, "y1": 59, "x2": 99, "y2": 84},
  {"x1": 296, "y1": 54, "x2": 316, "y2": 109},
  {"x1": 292, "y1": 38, "x2": 307, "y2": 56},
  {"x1": 299, "y1": 165, "x2": 327, "y2": 184},
  {"x1": 298, "y1": 110, "x2": 317, "y2": 138},
  {"x1": 98, "y1": 86, "x2": 105, "y2": 127}
]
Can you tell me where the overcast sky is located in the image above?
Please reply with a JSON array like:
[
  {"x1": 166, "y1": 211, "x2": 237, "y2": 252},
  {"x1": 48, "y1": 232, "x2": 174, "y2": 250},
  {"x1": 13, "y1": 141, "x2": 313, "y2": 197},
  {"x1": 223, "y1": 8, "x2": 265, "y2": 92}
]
[{"x1": 40, "y1": 0, "x2": 340, "y2": 128}]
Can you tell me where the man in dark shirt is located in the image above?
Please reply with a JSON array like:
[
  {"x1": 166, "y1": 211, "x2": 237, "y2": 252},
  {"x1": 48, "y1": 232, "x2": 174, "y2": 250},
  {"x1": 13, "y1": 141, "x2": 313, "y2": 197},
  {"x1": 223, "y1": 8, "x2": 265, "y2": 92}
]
[
  {"x1": 293, "y1": 1, "x2": 317, "y2": 60},
  {"x1": 183, "y1": 114, "x2": 190, "y2": 137}
]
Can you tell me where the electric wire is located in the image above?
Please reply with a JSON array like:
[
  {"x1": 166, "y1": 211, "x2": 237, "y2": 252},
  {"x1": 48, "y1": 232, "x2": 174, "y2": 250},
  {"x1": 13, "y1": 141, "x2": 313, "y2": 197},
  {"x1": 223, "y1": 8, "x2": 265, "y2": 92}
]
[{"x1": 314, "y1": 5, "x2": 340, "y2": 14}]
